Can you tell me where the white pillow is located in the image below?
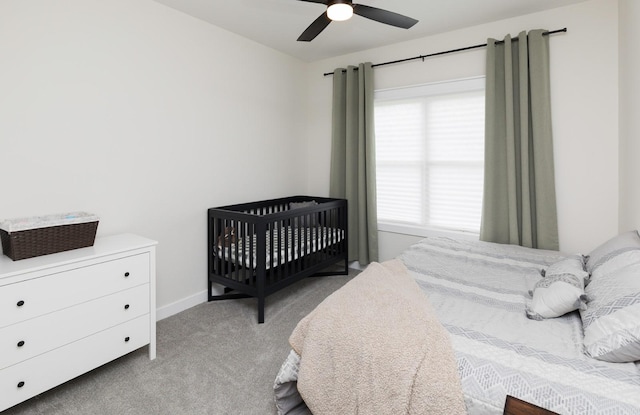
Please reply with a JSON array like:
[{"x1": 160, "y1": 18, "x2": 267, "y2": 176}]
[
  {"x1": 581, "y1": 258, "x2": 640, "y2": 363},
  {"x1": 526, "y1": 255, "x2": 588, "y2": 320},
  {"x1": 586, "y1": 230, "x2": 640, "y2": 277}
]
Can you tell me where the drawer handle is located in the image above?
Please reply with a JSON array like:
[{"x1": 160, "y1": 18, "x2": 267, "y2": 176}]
[
  {"x1": 124, "y1": 272, "x2": 130, "y2": 277},
  {"x1": 124, "y1": 304, "x2": 130, "y2": 310},
  {"x1": 17, "y1": 381, "x2": 25, "y2": 388},
  {"x1": 17, "y1": 300, "x2": 25, "y2": 307},
  {"x1": 125, "y1": 336, "x2": 130, "y2": 343},
  {"x1": 17, "y1": 340, "x2": 25, "y2": 348}
]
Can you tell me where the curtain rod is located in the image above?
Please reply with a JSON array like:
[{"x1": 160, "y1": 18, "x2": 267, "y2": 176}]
[{"x1": 323, "y1": 27, "x2": 567, "y2": 77}]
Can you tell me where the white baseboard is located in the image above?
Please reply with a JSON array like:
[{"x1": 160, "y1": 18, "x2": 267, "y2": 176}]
[
  {"x1": 156, "y1": 289, "x2": 208, "y2": 321},
  {"x1": 348, "y1": 260, "x2": 366, "y2": 271},
  {"x1": 154, "y1": 267, "x2": 356, "y2": 321}
]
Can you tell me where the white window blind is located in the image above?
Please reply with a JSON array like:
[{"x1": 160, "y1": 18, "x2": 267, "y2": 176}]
[{"x1": 374, "y1": 77, "x2": 485, "y2": 234}]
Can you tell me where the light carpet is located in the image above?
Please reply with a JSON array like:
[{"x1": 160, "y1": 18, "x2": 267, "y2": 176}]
[{"x1": 4, "y1": 271, "x2": 356, "y2": 415}]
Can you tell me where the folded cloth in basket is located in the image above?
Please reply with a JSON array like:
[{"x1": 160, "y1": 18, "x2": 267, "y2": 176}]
[
  {"x1": 0, "y1": 212, "x2": 99, "y2": 232},
  {"x1": 288, "y1": 259, "x2": 466, "y2": 415}
]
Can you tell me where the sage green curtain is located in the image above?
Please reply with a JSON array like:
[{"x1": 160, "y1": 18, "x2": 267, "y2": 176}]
[
  {"x1": 329, "y1": 62, "x2": 379, "y2": 265},
  {"x1": 480, "y1": 29, "x2": 559, "y2": 250}
]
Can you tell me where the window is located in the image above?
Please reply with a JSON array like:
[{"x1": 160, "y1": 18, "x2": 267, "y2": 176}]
[{"x1": 374, "y1": 77, "x2": 485, "y2": 235}]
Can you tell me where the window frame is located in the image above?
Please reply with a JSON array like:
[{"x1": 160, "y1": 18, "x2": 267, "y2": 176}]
[{"x1": 374, "y1": 76, "x2": 486, "y2": 238}]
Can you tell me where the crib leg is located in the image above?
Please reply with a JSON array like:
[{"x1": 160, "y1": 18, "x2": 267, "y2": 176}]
[{"x1": 258, "y1": 296, "x2": 265, "y2": 324}]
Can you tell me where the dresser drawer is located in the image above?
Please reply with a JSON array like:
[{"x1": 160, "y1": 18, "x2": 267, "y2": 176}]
[
  {"x1": 0, "y1": 284, "x2": 150, "y2": 370},
  {"x1": 0, "y1": 314, "x2": 150, "y2": 412},
  {"x1": 0, "y1": 253, "x2": 149, "y2": 328}
]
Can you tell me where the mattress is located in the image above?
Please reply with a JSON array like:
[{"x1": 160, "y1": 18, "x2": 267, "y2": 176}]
[
  {"x1": 216, "y1": 226, "x2": 344, "y2": 270},
  {"x1": 399, "y1": 236, "x2": 640, "y2": 414},
  {"x1": 274, "y1": 236, "x2": 640, "y2": 415}
]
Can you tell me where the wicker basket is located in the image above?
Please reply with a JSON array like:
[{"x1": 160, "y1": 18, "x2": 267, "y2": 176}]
[{"x1": 0, "y1": 212, "x2": 99, "y2": 261}]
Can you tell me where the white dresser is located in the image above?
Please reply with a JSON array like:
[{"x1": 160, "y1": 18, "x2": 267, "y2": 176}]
[{"x1": 0, "y1": 233, "x2": 157, "y2": 412}]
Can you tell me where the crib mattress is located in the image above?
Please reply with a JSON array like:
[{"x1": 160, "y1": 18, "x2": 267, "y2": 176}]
[{"x1": 216, "y1": 226, "x2": 344, "y2": 270}]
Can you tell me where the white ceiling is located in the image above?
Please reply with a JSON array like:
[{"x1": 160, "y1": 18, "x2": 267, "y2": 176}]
[{"x1": 152, "y1": 0, "x2": 588, "y2": 62}]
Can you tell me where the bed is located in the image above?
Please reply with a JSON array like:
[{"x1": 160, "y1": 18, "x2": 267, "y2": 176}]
[
  {"x1": 274, "y1": 234, "x2": 640, "y2": 414},
  {"x1": 208, "y1": 196, "x2": 348, "y2": 324}
]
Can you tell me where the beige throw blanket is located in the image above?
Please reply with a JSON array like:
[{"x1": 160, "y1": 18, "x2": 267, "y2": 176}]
[{"x1": 289, "y1": 259, "x2": 466, "y2": 415}]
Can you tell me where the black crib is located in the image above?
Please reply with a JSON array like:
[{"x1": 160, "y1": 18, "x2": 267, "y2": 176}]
[{"x1": 207, "y1": 196, "x2": 348, "y2": 323}]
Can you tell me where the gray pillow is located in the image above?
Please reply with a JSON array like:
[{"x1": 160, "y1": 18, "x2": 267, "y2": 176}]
[
  {"x1": 289, "y1": 200, "x2": 318, "y2": 228},
  {"x1": 289, "y1": 201, "x2": 318, "y2": 210},
  {"x1": 586, "y1": 230, "x2": 640, "y2": 276},
  {"x1": 580, "y1": 231, "x2": 640, "y2": 363},
  {"x1": 581, "y1": 259, "x2": 640, "y2": 362}
]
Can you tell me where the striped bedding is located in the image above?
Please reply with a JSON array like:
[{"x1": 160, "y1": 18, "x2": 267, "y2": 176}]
[
  {"x1": 274, "y1": 236, "x2": 640, "y2": 414},
  {"x1": 400, "y1": 236, "x2": 640, "y2": 414},
  {"x1": 216, "y1": 226, "x2": 344, "y2": 270}
]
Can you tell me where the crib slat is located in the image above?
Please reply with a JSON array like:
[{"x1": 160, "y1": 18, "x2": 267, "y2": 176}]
[
  {"x1": 277, "y1": 220, "x2": 283, "y2": 283},
  {"x1": 296, "y1": 216, "x2": 302, "y2": 274},
  {"x1": 249, "y1": 226, "x2": 254, "y2": 277},
  {"x1": 285, "y1": 218, "x2": 291, "y2": 279},
  {"x1": 269, "y1": 221, "x2": 274, "y2": 286}
]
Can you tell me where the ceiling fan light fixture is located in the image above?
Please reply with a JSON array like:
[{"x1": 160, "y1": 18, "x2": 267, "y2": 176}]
[
  {"x1": 297, "y1": 0, "x2": 418, "y2": 42},
  {"x1": 327, "y1": 3, "x2": 353, "y2": 21}
]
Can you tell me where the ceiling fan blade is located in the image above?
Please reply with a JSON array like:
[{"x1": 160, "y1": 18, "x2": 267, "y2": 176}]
[
  {"x1": 296, "y1": 0, "x2": 328, "y2": 4},
  {"x1": 297, "y1": 12, "x2": 332, "y2": 41},
  {"x1": 353, "y1": 4, "x2": 418, "y2": 29}
]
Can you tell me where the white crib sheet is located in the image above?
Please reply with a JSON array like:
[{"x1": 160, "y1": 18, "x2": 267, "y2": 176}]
[{"x1": 216, "y1": 226, "x2": 344, "y2": 270}]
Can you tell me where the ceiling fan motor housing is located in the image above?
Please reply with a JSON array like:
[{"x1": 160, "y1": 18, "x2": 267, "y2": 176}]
[
  {"x1": 327, "y1": 0, "x2": 354, "y2": 21},
  {"x1": 328, "y1": 0, "x2": 353, "y2": 5}
]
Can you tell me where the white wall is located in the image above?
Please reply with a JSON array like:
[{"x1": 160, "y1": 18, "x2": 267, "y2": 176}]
[
  {"x1": 619, "y1": 0, "x2": 640, "y2": 233},
  {"x1": 0, "y1": 0, "x2": 307, "y2": 317},
  {"x1": 305, "y1": 0, "x2": 620, "y2": 258},
  {"x1": 1, "y1": 0, "x2": 631, "y2": 318}
]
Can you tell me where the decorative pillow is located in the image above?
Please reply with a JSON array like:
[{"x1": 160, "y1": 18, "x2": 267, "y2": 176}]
[
  {"x1": 289, "y1": 200, "x2": 318, "y2": 227},
  {"x1": 586, "y1": 230, "x2": 640, "y2": 277},
  {"x1": 289, "y1": 200, "x2": 318, "y2": 210},
  {"x1": 581, "y1": 259, "x2": 640, "y2": 363},
  {"x1": 526, "y1": 255, "x2": 588, "y2": 320}
]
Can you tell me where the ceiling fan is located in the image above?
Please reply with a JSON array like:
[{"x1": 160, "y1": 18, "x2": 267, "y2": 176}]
[{"x1": 296, "y1": 0, "x2": 419, "y2": 42}]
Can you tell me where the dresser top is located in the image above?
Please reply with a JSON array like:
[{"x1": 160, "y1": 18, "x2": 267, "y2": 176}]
[{"x1": 0, "y1": 233, "x2": 157, "y2": 280}]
